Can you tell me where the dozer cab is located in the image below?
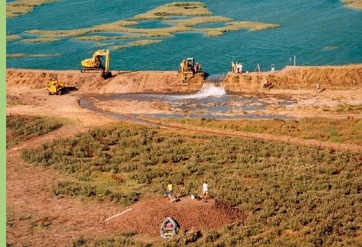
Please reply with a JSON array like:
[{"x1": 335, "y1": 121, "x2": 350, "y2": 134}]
[
  {"x1": 48, "y1": 77, "x2": 65, "y2": 95},
  {"x1": 81, "y1": 49, "x2": 112, "y2": 79},
  {"x1": 180, "y1": 58, "x2": 204, "y2": 81}
]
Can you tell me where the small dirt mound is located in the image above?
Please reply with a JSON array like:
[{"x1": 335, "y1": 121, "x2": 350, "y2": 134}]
[{"x1": 105, "y1": 197, "x2": 247, "y2": 236}]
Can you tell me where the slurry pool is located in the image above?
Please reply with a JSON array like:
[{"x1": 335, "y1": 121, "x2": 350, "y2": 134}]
[{"x1": 79, "y1": 83, "x2": 296, "y2": 121}]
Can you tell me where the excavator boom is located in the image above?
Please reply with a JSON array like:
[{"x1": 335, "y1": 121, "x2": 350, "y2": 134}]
[{"x1": 81, "y1": 49, "x2": 111, "y2": 79}]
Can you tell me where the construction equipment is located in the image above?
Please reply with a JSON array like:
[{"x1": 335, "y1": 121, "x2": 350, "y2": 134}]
[
  {"x1": 180, "y1": 58, "x2": 204, "y2": 81},
  {"x1": 180, "y1": 58, "x2": 203, "y2": 74},
  {"x1": 47, "y1": 77, "x2": 65, "y2": 95},
  {"x1": 81, "y1": 49, "x2": 112, "y2": 79}
]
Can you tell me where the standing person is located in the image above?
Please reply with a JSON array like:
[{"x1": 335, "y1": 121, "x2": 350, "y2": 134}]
[
  {"x1": 166, "y1": 183, "x2": 173, "y2": 201},
  {"x1": 231, "y1": 61, "x2": 236, "y2": 73},
  {"x1": 271, "y1": 63, "x2": 275, "y2": 73},
  {"x1": 202, "y1": 181, "x2": 209, "y2": 202}
]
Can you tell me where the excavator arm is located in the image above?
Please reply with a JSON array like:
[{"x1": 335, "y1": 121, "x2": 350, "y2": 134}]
[{"x1": 80, "y1": 49, "x2": 111, "y2": 79}]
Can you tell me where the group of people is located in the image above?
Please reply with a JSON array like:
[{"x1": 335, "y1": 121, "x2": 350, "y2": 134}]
[
  {"x1": 231, "y1": 61, "x2": 243, "y2": 74},
  {"x1": 192, "y1": 63, "x2": 202, "y2": 74},
  {"x1": 231, "y1": 62, "x2": 276, "y2": 74},
  {"x1": 165, "y1": 180, "x2": 209, "y2": 202}
]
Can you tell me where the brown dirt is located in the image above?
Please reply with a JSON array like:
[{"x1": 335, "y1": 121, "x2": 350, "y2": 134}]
[
  {"x1": 108, "y1": 197, "x2": 246, "y2": 236},
  {"x1": 6, "y1": 66, "x2": 362, "y2": 246}
]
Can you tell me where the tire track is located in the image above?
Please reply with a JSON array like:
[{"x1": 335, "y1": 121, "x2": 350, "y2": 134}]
[{"x1": 79, "y1": 95, "x2": 362, "y2": 153}]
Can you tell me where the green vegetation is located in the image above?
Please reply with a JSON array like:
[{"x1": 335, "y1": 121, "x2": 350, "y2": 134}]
[
  {"x1": 160, "y1": 117, "x2": 362, "y2": 145},
  {"x1": 6, "y1": 115, "x2": 63, "y2": 148},
  {"x1": 71, "y1": 233, "x2": 140, "y2": 247},
  {"x1": 19, "y1": 119, "x2": 362, "y2": 246},
  {"x1": 336, "y1": 103, "x2": 362, "y2": 114}
]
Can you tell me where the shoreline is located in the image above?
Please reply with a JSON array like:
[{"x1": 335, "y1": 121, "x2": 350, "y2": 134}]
[
  {"x1": 7, "y1": 63, "x2": 362, "y2": 93},
  {"x1": 6, "y1": 64, "x2": 362, "y2": 121}
]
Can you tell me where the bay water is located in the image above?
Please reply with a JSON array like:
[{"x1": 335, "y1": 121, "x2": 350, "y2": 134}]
[{"x1": 6, "y1": 0, "x2": 362, "y2": 75}]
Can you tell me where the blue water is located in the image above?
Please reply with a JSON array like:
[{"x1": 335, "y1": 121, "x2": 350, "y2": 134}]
[{"x1": 6, "y1": 0, "x2": 362, "y2": 75}]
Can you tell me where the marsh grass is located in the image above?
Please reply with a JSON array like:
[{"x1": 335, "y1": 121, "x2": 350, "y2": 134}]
[
  {"x1": 324, "y1": 45, "x2": 339, "y2": 50},
  {"x1": 227, "y1": 21, "x2": 280, "y2": 31},
  {"x1": 6, "y1": 53, "x2": 26, "y2": 58},
  {"x1": 6, "y1": 0, "x2": 57, "y2": 18},
  {"x1": 73, "y1": 35, "x2": 124, "y2": 42},
  {"x1": 122, "y1": 25, "x2": 191, "y2": 36},
  {"x1": 31, "y1": 53, "x2": 62, "y2": 57},
  {"x1": 7, "y1": 53, "x2": 62, "y2": 58},
  {"x1": 131, "y1": 2, "x2": 211, "y2": 20},
  {"x1": 19, "y1": 119, "x2": 362, "y2": 246},
  {"x1": 335, "y1": 103, "x2": 362, "y2": 113},
  {"x1": 20, "y1": 1, "x2": 280, "y2": 48},
  {"x1": 166, "y1": 16, "x2": 232, "y2": 26},
  {"x1": 6, "y1": 35, "x2": 22, "y2": 41},
  {"x1": 110, "y1": 40, "x2": 163, "y2": 50},
  {"x1": 26, "y1": 28, "x2": 92, "y2": 38},
  {"x1": 21, "y1": 38, "x2": 61, "y2": 43},
  {"x1": 161, "y1": 117, "x2": 362, "y2": 146},
  {"x1": 6, "y1": 114, "x2": 63, "y2": 148},
  {"x1": 72, "y1": 233, "x2": 141, "y2": 247},
  {"x1": 196, "y1": 21, "x2": 279, "y2": 36},
  {"x1": 341, "y1": 0, "x2": 362, "y2": 9}
]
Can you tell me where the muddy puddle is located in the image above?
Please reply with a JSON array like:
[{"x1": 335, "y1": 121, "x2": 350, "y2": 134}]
[{"x1": 79, "y1": 83, "x2": 296, "y2": 121}]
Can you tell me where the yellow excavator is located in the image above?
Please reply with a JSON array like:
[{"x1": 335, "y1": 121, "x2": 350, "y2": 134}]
[{"x1": 81, "y1": 49, "x2": 112, "y2": 79}]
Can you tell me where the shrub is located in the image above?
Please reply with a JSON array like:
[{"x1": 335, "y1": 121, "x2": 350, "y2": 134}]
[
  {"x1": 19, "y1": 122, "x2": 362, "y2": 246},
  {"x1": 6, "y1": 114, "x2": 63, "y2": 148}
]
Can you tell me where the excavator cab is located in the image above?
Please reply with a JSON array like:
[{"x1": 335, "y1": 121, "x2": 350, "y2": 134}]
[
  {"x1": 81, "y1": 49, "x2": 112, "y2": 79},
  {"x1": 94, "y1": 55, "x2": 104, "y2": 69}
]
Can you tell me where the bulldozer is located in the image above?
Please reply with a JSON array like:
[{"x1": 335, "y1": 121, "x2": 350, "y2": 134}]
[
  {"x1": 81, "y1": 49, "x2": 112, "y2": 79},
  {"x1": 47, "y1": 77, "x2": 65, "y2": 95},
  {"x1": 180, "y1": 58, "x2": 204, "y2": 81}
]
